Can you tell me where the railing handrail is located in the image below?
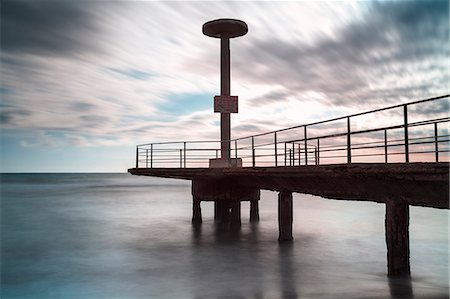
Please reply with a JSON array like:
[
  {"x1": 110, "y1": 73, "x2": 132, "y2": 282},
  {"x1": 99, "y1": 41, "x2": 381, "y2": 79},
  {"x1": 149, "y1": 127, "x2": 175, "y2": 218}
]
[
  {"x1": 284, "y1": 116, "x2": 450, "y2": 144},
  {"x1": 231, "y1": 94, "x2": 449, "y2": 142},
  {"x1": 134, "y1": 94, "x2": 450, "y2": 168}
]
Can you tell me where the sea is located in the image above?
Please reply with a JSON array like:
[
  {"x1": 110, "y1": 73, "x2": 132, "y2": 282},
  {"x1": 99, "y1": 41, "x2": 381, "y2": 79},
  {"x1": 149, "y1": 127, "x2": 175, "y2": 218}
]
[{"x1": 1, "y1": 173, "x2": 448, "y2": 299}]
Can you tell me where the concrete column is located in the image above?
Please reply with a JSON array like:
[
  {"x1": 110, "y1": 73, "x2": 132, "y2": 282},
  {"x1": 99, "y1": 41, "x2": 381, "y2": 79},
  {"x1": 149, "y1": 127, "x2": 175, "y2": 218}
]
[
  {"x1": 192, "y1": 197, "x2": 202, "y2": 224},
  {"x1": 250, "y1": 199, "x2": 260, "y2": 222},
  {"x1": 219, "y1": 201, "x2": 231, "y2": 224},
  {"x1": 385, "y1": 199, "x2": 410, "y2": 277},
  {"x1": 230, "y1": 200, "x2": 241, "y2": 230},
  {"x1": 220, "y1": 37, "x2": 231, "y2": 160},
  {"x1": 278, "y1": 191, "x2": 293, "y2": 242},
  {"x1": 214, "y1": 201, "x2": 219, "y2": 222}
]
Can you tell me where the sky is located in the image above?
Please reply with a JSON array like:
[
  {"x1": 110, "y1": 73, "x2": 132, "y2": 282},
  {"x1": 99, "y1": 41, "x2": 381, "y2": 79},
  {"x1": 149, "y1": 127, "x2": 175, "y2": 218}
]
[{"x1": 0, "y1": 0, "x2": 449, "y2": 172}]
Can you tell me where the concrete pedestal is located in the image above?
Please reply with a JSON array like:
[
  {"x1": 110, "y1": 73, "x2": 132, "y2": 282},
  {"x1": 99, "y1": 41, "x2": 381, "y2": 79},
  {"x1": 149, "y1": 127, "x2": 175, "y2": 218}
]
[{"x1": 209, "y1": 158, "x2": 242, "y2": 168}]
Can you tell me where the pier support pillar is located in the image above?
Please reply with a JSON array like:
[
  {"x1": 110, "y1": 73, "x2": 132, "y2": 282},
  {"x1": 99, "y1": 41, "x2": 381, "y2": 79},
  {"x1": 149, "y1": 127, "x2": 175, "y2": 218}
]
[
  {"x1": 219, "y1": 201, "x2": 231, "y2": 224},
  {"x1": 278, "y1": 191, "x2": 293, "y2": 242},
  {"x1": 250, "y1": 199, "x2": 260, "y2": 222},
  {"x1": 192, "y1": 197, "x2": 202, "y2": 224},
  {"x1": 385, "y1": 199, "x2": 410, "y2": 277},
  {"x1": 230, "y1": 200, "x2": 241, "y2": 230},
  {"x1": 214, "y1": 201, "x2": 219, "y2": 221}
]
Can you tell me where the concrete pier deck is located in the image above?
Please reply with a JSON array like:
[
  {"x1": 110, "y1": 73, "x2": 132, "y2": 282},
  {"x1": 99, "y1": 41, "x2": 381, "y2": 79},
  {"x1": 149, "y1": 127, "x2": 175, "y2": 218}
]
[{"x1": 129, "y1": 162, "x2": 449, "y2": 209}]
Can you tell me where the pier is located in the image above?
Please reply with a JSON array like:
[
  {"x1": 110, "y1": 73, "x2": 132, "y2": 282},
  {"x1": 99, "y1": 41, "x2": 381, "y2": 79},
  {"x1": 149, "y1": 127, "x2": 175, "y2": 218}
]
[
  {"x1": 129, "y1": 94, "x2": 449, "y2": 277},
  {"x1": 128, "y1": 18, "x2": 449, "y2": 277}
]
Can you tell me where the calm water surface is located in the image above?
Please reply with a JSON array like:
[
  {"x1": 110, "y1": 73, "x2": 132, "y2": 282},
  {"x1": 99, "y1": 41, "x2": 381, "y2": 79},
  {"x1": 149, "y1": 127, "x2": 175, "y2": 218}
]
[{"x1": 1, "y1": 173, "x2": 448, "y2": 299}]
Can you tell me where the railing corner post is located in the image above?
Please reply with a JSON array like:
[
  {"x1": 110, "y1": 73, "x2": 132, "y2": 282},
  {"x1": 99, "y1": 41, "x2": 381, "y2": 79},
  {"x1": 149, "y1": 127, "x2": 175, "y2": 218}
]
[
  {"x1": 135, "y1": 146, "x2": 139, "y2": 168},
  {"x1": 150, "y1": 144, "x2": 153, "y2": 168}
]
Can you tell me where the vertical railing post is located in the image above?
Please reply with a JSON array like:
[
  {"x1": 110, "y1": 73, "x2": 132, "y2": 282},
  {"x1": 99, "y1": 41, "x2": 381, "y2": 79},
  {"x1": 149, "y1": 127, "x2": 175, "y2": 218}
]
[
  {"x1": 291, "y1": 143, "x2": 295, "y2": 166},
  {"x1": 304, "y1": 126, "x2": 308, "y2": 166},
  {"x1": 135, "y1": 146, "x2": 139, "y2": 168},
  {"x1": 289, "y1": 149, "x2": 292, "y2": 166},
  {"x1": 235, "y1": 140, "x2": 238, "y2": 159},
  {"x1": 434, "y1": 122, "x2": 439, "y2": 162},
  {"x1": 252, "y1": 136, "x2": 255, "y2": 167},
  {"x1": 274, "y1": 131, "x2": 278, "y2": 167},
  {"x1": 284, "y1": 142, "x2": 287, "y2": 166},
  {"x1": 150, "y1": 144, "x2": 153, "y2": 168},
  {"x1": 298, "y1": 144, "x2": 301, "y2": 166},
  {"x1": 179, "y1": 149, "x2": 182, "y2": 168},
  {"x1": 404, "y1": 105, "x2": 409, "y2": 163},
  {"x1": 183, "y1": 142, "x2": 186, "y2": 168},
  {"x1": 317, "y1": 138, "x2": 320, "y2": 165},
  {"x1": 314, "y1": 147, "x2": 317, "y2": 165},
  {"x1": 347, "y1": 116, "x2": 351, "y2": 164},
  {"x1": 292, "y1": 148, "x2": 295, "y2": 165},
  {"x1": 384, "y1": 129, "x2": 388, "y2": 163},
  {"x1": 146, "y1": 149, "x2": 149, "y2": 168}
]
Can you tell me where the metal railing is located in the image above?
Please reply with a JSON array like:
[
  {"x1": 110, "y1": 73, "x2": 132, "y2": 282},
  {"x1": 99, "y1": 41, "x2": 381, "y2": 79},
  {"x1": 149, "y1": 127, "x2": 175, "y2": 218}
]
[{"x1": 135, "y1": 95, "x2": 450, "y2": 168}]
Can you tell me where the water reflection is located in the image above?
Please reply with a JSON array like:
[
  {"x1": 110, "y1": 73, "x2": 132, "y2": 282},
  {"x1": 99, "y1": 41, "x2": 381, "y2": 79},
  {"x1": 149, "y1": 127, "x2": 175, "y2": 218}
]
[
  {"x1": 278, "y1": 242, "x2": 298, "y2": 298},
  {"x1": 213, "y1": 222, "x2": 242, "y2": 244},
  {"x1": 388, "y1": 277, "x2": 414, "y2": 298},
  {"x1": 191, "y1": 223, "x2": 202, "y2": 246},
  {"x1": 189, "y1": 222, "x2": 302, "y2": 299},
  {"x1": 248, "y1": 222, "x2": 259, "y2": 244}
]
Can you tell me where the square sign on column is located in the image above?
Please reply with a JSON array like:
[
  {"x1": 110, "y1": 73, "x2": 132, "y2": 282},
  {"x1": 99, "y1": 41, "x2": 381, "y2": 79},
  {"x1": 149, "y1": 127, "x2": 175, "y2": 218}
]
[{"x1": 214, "y1": 95, "x2": 238, "y2": 113}]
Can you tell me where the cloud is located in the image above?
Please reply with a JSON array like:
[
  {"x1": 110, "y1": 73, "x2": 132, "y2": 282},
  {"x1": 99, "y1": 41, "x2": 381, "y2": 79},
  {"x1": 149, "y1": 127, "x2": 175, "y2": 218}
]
[
  {"x1": 410, "y1": 97, "x2": 450, "y2": 115},
  {"x1": 70, "y1": 102, "x2": 97, "y2": 113},
  {"x1": 229, "y1": 0, "x2": 449, "y2": 107},
  {"x1": 19, "y1": 131, "x2": 64, "y2": 148},
  {"x1": 156, "y1": 93, "x2": 212, "y2": 116},
  {"x1": 1, "y1": 0, "x2": 102, "y2": 57},
  {"x1": 0, "y1": 108, "x2": 31, "y2": 125},
  {"x1": 0, "y1": 0, "x2": 447, "y2": 155},
  {"x1": 105, "y1": 67, "x2": 153, "y2": 80}
]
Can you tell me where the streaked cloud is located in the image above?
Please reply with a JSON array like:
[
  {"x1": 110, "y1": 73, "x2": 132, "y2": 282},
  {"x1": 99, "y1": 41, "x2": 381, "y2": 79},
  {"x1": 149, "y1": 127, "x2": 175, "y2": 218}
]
[
  {"x1": 1, "y1": 0, "x2": 102, "y2": 56},
  {"x1": 104, "y1": 67, "x2": 153, "y2": 80},
  {"x1": 0, "y1": 0, "x2": 448, "y2": 171}
]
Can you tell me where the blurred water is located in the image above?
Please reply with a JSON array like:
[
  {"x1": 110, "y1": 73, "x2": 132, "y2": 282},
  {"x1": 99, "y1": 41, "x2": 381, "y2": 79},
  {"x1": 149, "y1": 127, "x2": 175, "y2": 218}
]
[{"x1": 1, "y1": 173, "x2": 448, "y2": 299}]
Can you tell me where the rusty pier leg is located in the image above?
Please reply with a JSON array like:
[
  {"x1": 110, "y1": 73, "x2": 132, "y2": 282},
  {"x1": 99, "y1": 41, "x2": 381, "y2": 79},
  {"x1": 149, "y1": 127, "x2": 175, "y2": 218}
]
[
  {"x1": 385, "y1": 199, "x2": 410, "y2": 277},
  {"x1": 192, "y1": 197, "x2": 202, "y2": 224},
  {"x1": 250, "y1": 199, "x2": 260, "y2": 222},
  {"x1": 278, "y1": 191, "x2": 293, "y2": 242}
]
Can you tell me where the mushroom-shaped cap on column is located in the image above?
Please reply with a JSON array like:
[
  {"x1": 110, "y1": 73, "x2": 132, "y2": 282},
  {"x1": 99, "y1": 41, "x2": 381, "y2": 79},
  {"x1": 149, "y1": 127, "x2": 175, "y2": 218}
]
[{"x1": 203, "y1": 19, "x2": 248, "y2": 38}]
